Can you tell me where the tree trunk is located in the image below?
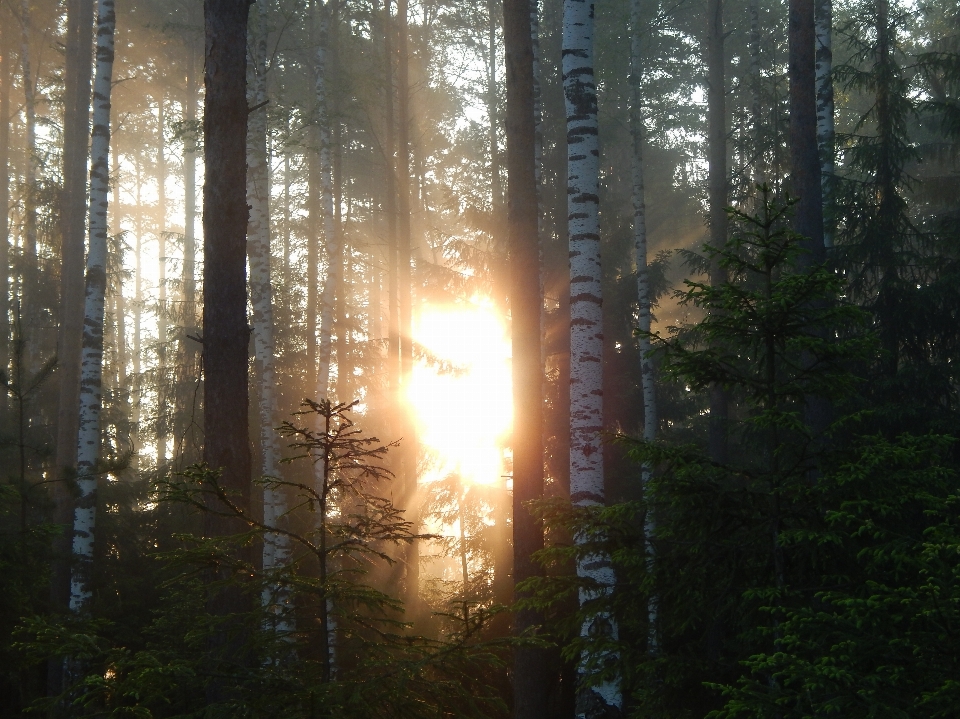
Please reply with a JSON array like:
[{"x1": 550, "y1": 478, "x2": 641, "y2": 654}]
[
  {"x1": 563, "y1": 0, "x2": 621, "y2": 715},
  {"x1": 202, "y1": 0, "x2": 254, "y2": 701},
  {"x1": 55, "y1": 0, "x2": 94, "y2": 498},
  {"x1": 396, "y1": 0, "x2": 419, "y2": 616},
  {"x1": 157, "y1": 98, "x2": 168, "y2": 468},
  {"x1": 314, "y1": 0, "x2": 341, "y2": 402},
  {"x1": 69, "y1": 0, "x2": 116, "y2": 616},
  {"x1": 505, "y1": 0, "x2": 549, "y2": 715},
  {"x1": 789, "y1": 0, "x2": 824, "y2": 259},
  {"x1": 19, "y1": 0, "x2": 38, "y2": 345},
  {"x1": 815, "y1": 0, "x2": 834, "y2": 249},
  {"x1": 707, "y1": 0, "x2": 729, "y2": 465},
  {"x1": 0, "y1": 0, "x2": 12, "y2": 454},
  {"x1": 630, "y1": 0, "x2": 659, "y2": 659},
  {"x1": 488, "y1": 0, "x2": 502, "y2": 217},
  {"x1": 247, "y1": 0, "x2": 291, "y2": 632}
]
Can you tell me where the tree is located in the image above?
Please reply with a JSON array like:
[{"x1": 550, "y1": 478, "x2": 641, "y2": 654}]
[
  {"x1": 563, "y1": 0, "x2": 621, "y2": 714},
  {"x1": 707, "y1": 0, "x2": 729, "y2": 464},
  {"x1": 505, "y1": 0, "x2": 549, "y2": 715},
  {"x1": 201, "y1": 0, "x2": 254, "y2": 701},
  {"x1": 69, "y1": 0, "x2": 117, "y2": 616},
  {"x1": 247, "y1": 0, "x2": 291, "y2": 628}
]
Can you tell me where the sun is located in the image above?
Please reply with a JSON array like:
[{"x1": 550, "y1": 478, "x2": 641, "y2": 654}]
[{"x1": 407, "y1": 300, "x2": 512, "y2": 486}]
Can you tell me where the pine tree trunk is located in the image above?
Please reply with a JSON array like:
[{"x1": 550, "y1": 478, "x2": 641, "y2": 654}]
[
  {"x1": 630, "y1": 0, "x2": 659, "y2": 658},
  {"x1": 55, "y1": 0, "x2": 94, "y2": 491},
  {"x1": 707, "y1": 0, "x2": 729, "y2": 465},
  {"x1": 19, "y1": 0, "x2": 38, "y2": 343},
  {"x1": 488, "y1": 0, "x2": 502, "y2": 217},
  {"x1": 0, "y1": 0, "x2": 12, "y2": 456},
  {"x1": 396, "y1": 0, "x2": 420, "y2": 616},
  {"x1": 815, "y1": 0, "x2": 834, "y2": 248},
  {"x1": 314, "y1": 0, "x2": 341, "y2": 402},
  {"x1": 69, "y1": 0, "x2": 116, "y2": 615},
  {"x1": 789, "y1": 0, "x2": 824, "y2": 259},
  {"x1": 202, "y1": 0, "x2": 254, "y2": 699},
  {"x1": 563, "y1": 0, "x2": 621, "y2": 715},
  {"x1": 749, "y1": 0, "x2": 764, "y2": 185},
  {"x1": 381, "y1": 0, "x2": 400, "y2": 415},
  {"x1": 156, "y1": 99, "x2": 168, "y2": 468},
  {"x1": 247, "y1": 0, "x2": 291, "y2": 631},
  {"x1": 505, "y1": 0, "x2": 549, "y2": 714}
]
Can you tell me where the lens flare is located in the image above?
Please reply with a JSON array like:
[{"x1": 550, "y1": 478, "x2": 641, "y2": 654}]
[{"x1": 408, "y1": 301, "x2": 512, "y2": 485}]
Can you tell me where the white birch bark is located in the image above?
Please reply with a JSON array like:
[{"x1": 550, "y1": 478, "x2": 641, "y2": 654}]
[
  {"x1": 69, "y1": 0, "x2": 115, "y2": 615},
  {"x1": 247, "y1": 0, "x2": 292, "y2": 634},
  {"x1": 815, "y1": 0, "x2": 834, "y2": 248},
  {"x1": 564, "y1": 0, "x2": 621, "y2": 714},
  {"x1": 630, "y1": 0, "x2": 659, "y2": 659}
]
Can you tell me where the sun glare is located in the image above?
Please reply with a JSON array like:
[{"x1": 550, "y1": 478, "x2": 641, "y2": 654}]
[{"x1": 408, "y1": 301, "x2": 512, "y2": 486}]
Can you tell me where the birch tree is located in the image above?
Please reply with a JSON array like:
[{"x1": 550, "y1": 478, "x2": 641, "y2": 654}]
[
  {"x1": 247, "y1": 0, "x2": 291, "y2": 633},
  {"x1": 563, "y1": 0, "x2": 621, "y2": 714},
  {"x1": 69, "y1": 0, "x2": 116, "y2": 615},
  {"x1": 630, "y1": 0, "x2": 659, "y2": 658}
]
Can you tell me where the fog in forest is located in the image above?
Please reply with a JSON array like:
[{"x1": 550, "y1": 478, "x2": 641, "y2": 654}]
[{"x1": 1, "y1": 0, "x2": 958, "y2": 716}]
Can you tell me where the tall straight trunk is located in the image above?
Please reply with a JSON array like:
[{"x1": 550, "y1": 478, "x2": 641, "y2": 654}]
[
  {"x1": 19, "y1": 0, "x2": 38, "y2": 337},
  {"x1": 789, "y1": 0, "x2": 824, "y2": 259},
  {"x1": 749, "y1": 0, "x2": 764, "y2": 185},
  {"x1": 630, "y1": 0, "x2": 659, "y2": 657},
  {"x1": 381, "y1": 0, "x2": 399, "y2": 411},
  {"x1": 175, "y1": 47, "x2": 199, "y2": 464},
  {"x1": 563, "y1": 0, "x2": 621, "y2": 715},
  {"x1": 504, "y1": 0, "x2": 548, "y2": 715},
  {"x1": 396, "y1": 0, "x2": 419, "y2": 615},
  {"x1": 156, "y1": 98, "x2": 168, "y2": 467},
  {"x1": 132, "y1": 160, "x2": 144, "y2": 469},
  {"x1": 55, "y1": 0, "x2": 94, "y2": 487},
  {"x1": 247, "y1": 0, "x2": 291, "y2": 630},
  {"x1": 314, "y1": 0, "x2": 341, "y2": 401},
  {"x1": 1, "y1": 2, "x2": 13, "y2": 434},
  {"x1": 707, "y1": 0, "x2": 729, "y2": 465},
  {"x1": 69, "y1": 0, "x2": 116, "y2": 615},
  {"x1": 204, "y1": 0, "x2": 253, "y2": 510},
  {"x1": 488, "y1": 0, "x2": 502, "y2": 217},
  {"x1": 184, "y1": 53, "x2": 198, "y2": 332},
  {"x1": 51, "y1": 5, "x2": 95, "y2": 682},
  {"x1": 815, "y1": 0, "x2": 834, "y2": 248}
]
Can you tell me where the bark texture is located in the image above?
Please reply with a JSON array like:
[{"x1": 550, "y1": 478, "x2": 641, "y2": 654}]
[
  {"x1": 203, "y1": 0, "x2": 253, "y2": 522},
  {"x1": 563, "y1": 0, "x2": 621, "y2": 715},
  {"x1": 504, "y1": 1, "x2": 549, "y2": 716},
  {"x1": 815, "y1": 0, "x2": 834, "y2": 248},
  {"x1": 69, "y1": 0, "x2": 116, "y2": 616},
  {"x1": 789, "y1": 0, "x2": 824, "y2": 260},
  {"x1": 707, "y1": 0, "x2": 729, "y2": 465},
  {"x1": 247, "y1": 0, "x2": 291, "y2": 630},
  {"x1": 630, "y1": 0, "x2": 659, "y2": 656}
]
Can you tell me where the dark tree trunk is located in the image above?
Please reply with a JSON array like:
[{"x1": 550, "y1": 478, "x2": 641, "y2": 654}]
[
  {"x1": 202, "y1": 0, "x2": 253, "y2": 701},
  {"x1": 789, "y1": 0, "x2": 824, "y2": 260},
  {"x1": 789, "y1": 0, "x2": 830, "y2": 436},
  {"x1": 0, "y1": 0, "x2": 11, "y2": 417},
  {"x1": 505, "y1": 0, "x2": 549, "y2": 716},
  {"x1": 49, "y1": 0, "x2": 94, "y2": 694},
  {"x1": 707, "y1": 0, "x2": 728, "y2": 464}
]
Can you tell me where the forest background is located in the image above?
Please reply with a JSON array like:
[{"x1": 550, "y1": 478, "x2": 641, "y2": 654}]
[{"x1": 0, "y1": 0, "x2": 959, "y2": 716}]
